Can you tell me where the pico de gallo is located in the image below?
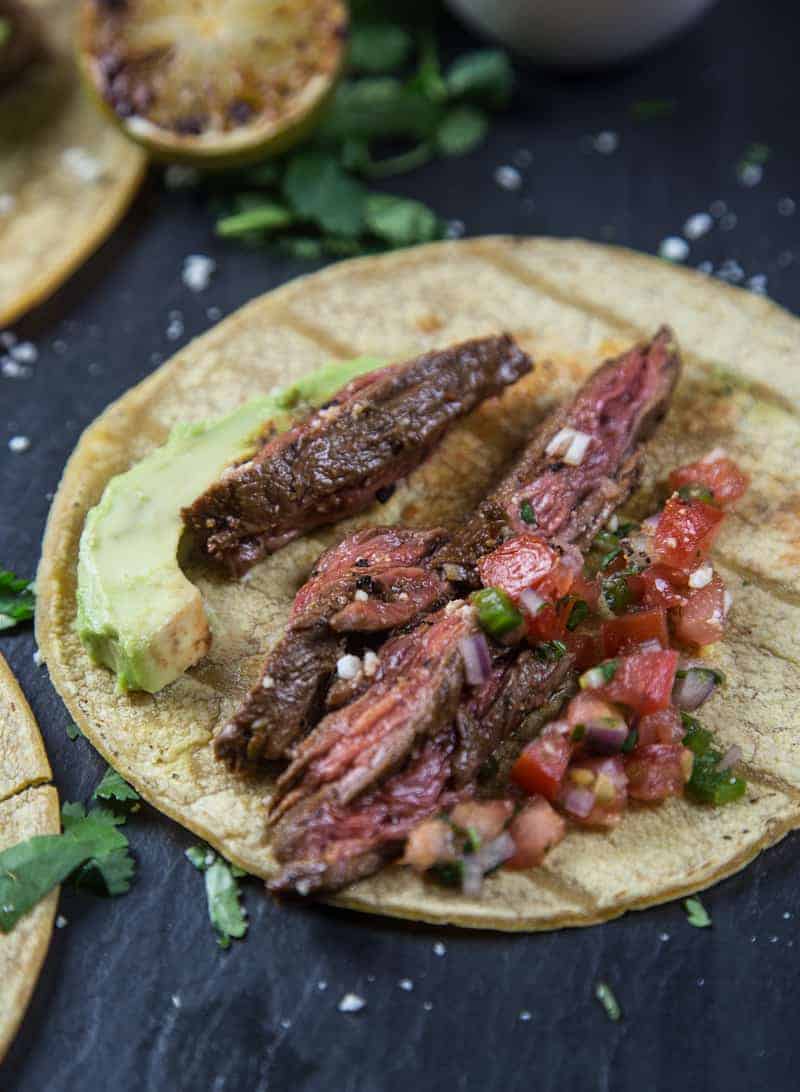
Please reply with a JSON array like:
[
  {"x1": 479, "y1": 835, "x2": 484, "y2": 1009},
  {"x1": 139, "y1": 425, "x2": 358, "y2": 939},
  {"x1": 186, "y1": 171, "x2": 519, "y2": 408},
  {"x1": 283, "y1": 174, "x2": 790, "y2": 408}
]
[{"x1": 404, "y1": 449, "x2": 750, "y2": 893}]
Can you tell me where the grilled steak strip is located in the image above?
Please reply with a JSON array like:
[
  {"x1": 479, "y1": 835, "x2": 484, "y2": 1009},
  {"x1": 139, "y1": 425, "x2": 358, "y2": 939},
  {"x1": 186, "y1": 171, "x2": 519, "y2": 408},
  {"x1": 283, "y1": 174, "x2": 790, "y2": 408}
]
[
  {"x1": 268, "y1": 329, "x2": 682, "y2": 893},
  {"x1": 215, "y1": 527, "x2": 448, "y2": 769},
  {"x1": 434, "y1": 324, "x2": 681, "y2": 581},
  {"x1": 183, "y1": 335, "x2": 532, "y2": 576}
]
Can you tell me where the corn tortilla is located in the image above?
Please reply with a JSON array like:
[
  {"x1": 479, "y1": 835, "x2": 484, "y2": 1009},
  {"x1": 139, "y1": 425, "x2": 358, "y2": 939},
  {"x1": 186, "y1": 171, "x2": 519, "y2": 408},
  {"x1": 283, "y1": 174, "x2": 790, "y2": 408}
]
[
  {"x1": 37, "y1": 237, "x2": 800, "y2": 930},
  {"x1": 0, "y1": 653, "x2": 59, "y2": 1062},
  {"x1": 0, "y1": 0, "x2": 145, "y2": 328}
]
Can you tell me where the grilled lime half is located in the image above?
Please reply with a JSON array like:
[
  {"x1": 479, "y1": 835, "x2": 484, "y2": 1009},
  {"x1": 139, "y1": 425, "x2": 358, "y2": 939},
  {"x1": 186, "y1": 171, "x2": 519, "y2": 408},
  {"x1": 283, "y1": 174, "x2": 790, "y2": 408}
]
[{"x1": 78, "y1": 0, "x2": 348, "y2": 166}]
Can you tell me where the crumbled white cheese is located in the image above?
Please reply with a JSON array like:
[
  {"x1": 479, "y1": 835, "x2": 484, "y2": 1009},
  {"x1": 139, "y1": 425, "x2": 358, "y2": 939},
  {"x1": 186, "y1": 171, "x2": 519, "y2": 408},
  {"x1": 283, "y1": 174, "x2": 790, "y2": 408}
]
[
  {"x1": 607, "y1": 514, "x2": 619, "y2": 532},
  {"x1": 545, "y1": 427, "x2": 572, "y2": 457},
  {"x1": 354, "y1": 589, "x2": 369, "y2": 602},
  {"x1": 700, "y1": 446, "x2": 728, "y2": 463},
  {"x1": 659, "y1": 236, "x2": 690, "y2": 262},
  {"x1": 8, "y1": 435, "x2": 30, "y2": 453},
  {"x1": 593, "y1": 130, "x2": 619, "y2": 155},
  {"x1": 336, "y1": 654, "x2": 362, "y2": 680},
  {"x1": 493, "y1": 165, "x2": 522, "y2": 191},
  {"x1": 62, "y1": 146, "x2": 105, "y2": 184},
  {"x1": 689, "y1": 563, "x2": 713, "y2": 589},
  {"x1": 723, "y1": 590, "x2": 733, "y2": 616},
  {"x1": 338, "y1": 993, "x2": 366, "y2": 1013},
  {"x1": 363, "y1": 651, "x2": 379, "y2": 677},
  {"x1": 262, "y1": 675, "x2": 275, "y2": 690},
  {"x1": 683, "y1": 212, "x2": 713, "y2": 240},
  {"x1": 182, "y1": 254, "x2": 216, "y2": 293},
  {"x1": 33, "y1": 649, "x2": 43, "y2": 666}
]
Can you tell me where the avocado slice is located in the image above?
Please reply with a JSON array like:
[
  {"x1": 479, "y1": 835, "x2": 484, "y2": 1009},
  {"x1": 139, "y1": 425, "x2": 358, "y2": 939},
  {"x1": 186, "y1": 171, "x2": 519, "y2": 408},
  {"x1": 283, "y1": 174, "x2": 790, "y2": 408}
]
[{"x1": 76, "y1": 357, "x2": 381, "y2": 693}]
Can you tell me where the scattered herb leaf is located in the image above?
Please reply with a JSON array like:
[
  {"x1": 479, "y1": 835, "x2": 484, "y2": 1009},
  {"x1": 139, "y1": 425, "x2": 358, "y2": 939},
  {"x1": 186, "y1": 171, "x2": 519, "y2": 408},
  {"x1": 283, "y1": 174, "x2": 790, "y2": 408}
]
[
  {"x1": 0, "y1": 569, "x2": 35, "y2": 631},
  {"x1": 349, "y1": 23, "x2": 413, "y2": 73},
  {"x1": 684, "y1": 896, "x2": 711, "y2": 928},
  {"x1": 283, "y1": 152, "x2": 366, "y2": 237},
  {"x1": 364, "y1": 193, "x2": 440, "y2": 246},
  {"x1": 92, "y1": 766, "x2": 140, "y2": 806},
  {"x1": 186, "y1": 842, "x2": 248, "y2": 948},
  {"x1": 436, "y1": 105, "x2": 488, "y2": 156},
  {"x1": 444, "y1": 50, "x2": 514, "y2": 109},
  {"x1": 519, "y1": 500, "x2": 537, "y2": 526},
  {"x1": 216, "y1": 203, "x2": 294, "y2": 238},
  {"x1": 65, "y1": 722, "x2": 82, "y2": 741},
  {"x1": 566, "y1": 599, "x2": 589, "y2": 631},
  {"x1": 631, "y1": 98, "x2": 676, "y2": 121},
  {"x1": 594, "y1": 980, "x2": 621, "y2": 1022},
  {"x1": 0, "y1": 803, "x2": 134, "y2": 932}
]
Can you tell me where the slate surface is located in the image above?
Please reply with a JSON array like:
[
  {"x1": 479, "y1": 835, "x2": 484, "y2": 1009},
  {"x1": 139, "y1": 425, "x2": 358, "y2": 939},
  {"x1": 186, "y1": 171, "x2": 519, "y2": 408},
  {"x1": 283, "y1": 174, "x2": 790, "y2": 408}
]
[{"x1": 2, "y1": 2, "x2": 799, "y2": 1089}]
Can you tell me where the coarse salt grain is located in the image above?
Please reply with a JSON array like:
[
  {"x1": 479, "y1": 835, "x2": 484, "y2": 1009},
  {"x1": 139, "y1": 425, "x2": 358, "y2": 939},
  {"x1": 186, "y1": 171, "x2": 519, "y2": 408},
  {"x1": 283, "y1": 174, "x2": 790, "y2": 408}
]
[
  {"x1": 519, "y1": 1010, "x2": 532, "y2": 1022},
  {"x1": 171, "y1": 994, "x2": 182, "y2": 1008},
  {"x1": 318, "y1": 980, "x2": 328, "y2": 991},
  {"x1": 338, "y1": 993, "x2": 366, "y2": 1013},
  {"x1": 593, "y1": 130, "x2": 619, "y2": 155},
  {"x1": 444, "y1": 219, "x2": 466, "y2": 239},
  {"x1": 697, "y1": 261, "x2": 713, "y2": 275},
  {"x1": 182, "y1": 254, "x2": 216, "y2": 293},
  {"x1": 710, "y1": 200, "x2": 727, "y2": 217},
  {"x1": 433, "y1": 942, "x2": 446, "y2": 956},
  {"x1": 778, "y1": 197, "x2": 796, "y2": 216},
  {"x1": 398, "y1": 979, "x2": 414, "y2": 992},
  {"x1": 716, "y1": 259, "x2": 744, "y2": 284},
  {"x1": 493, "y1": 165, "x2": 522, "y2": 191},
  {"x1": 720, "y1": 212, "x2": 738, "y2": 231},
  {"x1": 55, "y1": 915, "x2": 68, "y2": 929},
  {"x1": 738, "y1": 163, "x2": 763, "y2": 187},
  {"x1": 683, "y1": 212, "x2": 712, "y2": 240},
  {"x1": 8, "y1": 435, "x2": 30, "y2": 453},
  {"x1": 659, "y1": 237, "x2": 689, "y2": 262},
  {"x1": 33, "y1": 649, "x2": 42, "y2": 666},
  {"x1": 747, "y1": 274, "x2": 768, "y2": 295},
  {"x1": 2, "y1": 358, "x2": 30, "y2": 379},
  {"x1": 62, "y1": 146, "x2": 105, "y2": 184},
  {"x1": 166, "y1": 317, "x2": 184, "y2": 341},
  {"x1": 11, "y1": 341, "x2": 37, "y2": 364},
  {"x1": 207, "y1": 305, "x2": 222, "y2": 321},
  {"x1": 336, "y1": 654, "x2": 361, "y2": 680}
]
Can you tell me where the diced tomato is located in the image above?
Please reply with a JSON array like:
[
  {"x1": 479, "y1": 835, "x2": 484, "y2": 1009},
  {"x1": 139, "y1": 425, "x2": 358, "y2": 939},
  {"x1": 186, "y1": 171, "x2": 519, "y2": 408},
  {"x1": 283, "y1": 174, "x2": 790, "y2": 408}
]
[
  {"x1": 511, "y1": 726, "x2": 572, "y2": 801},
  {"x1": 450, "y1": 800, "x2": 514, "y2": 843},
  {"x1": 571, "y1": 570, "x2": 600, "y2": 610},
  {"x1": 525, "y1": 596, "x2": 573, "y2": 642},
  {"x1": 566, "y1": 692, "x2": 623, "y2": 731},
  {"x1": 505, "y1": 798, "x2": 566, "y2": 869},
  {"x1": 668, "y1": 454, "x2": 749, "y2": 508},
  {"x1": 637, "y1": 706, "x2": 683, "y2": 746},
  {"x1": 635, "y1": 564, "x2": 688, "y2": 610},
  {"x1": 564, "y1": 631, "x2": 602, "y2": 672},
  {"x1": 562, "y1": 755, "x2": 628, "y2": 828},
  {"x1": 653, "y1": 497, "x2": 725, "y2": 572},
  {"x1": 402, "y1": 819, "x2": 456, "y2": 872},
  {"x1": 672, "y1": 573, "x2": 729, "y2": 646},
  {"x1": 598, "y1": 649, "x2": 679, "y2": 714},
  {"x1": 478, "y1": 534, "x2": 575, "y2": 602},
  {"x1": 601, "y1": 608, "x2": 668, "y2": 657},
  {"x1": 625, "y1": 743, "x2": 692, "y2": 801}
]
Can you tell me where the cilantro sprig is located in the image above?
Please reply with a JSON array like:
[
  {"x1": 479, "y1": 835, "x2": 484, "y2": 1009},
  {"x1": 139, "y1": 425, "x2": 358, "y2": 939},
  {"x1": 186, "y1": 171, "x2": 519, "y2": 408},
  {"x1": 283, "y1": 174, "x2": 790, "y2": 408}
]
[
  {"x1": 0, "y1": 799, "x2": 135, "y2": 932},
  {"x1": 0, "y1": 569, "x2": 35, "y2": 631},
  {"x1": 186, "y1": 843, "x2": 248, "y2": 949},
  {"x1": 207, "y1": 3, "x2": 513, "y2": 257},
  {"x1": 684, "y1": 896, "x2": 711, "y2": 928}
]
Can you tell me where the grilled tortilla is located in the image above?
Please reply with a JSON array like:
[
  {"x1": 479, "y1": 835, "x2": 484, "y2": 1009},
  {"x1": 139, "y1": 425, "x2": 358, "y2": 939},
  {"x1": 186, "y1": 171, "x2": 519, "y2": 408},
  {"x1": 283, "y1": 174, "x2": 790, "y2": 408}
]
[
  {"x1": 0, "y1": 0, "x2": 144, "y2": 327},
  {"x1": 0, "y1": 653, "x2": 58, "y2": 1062},
  {"x1": 37, "y1": 237, "x2": 800, "y2": 930}
]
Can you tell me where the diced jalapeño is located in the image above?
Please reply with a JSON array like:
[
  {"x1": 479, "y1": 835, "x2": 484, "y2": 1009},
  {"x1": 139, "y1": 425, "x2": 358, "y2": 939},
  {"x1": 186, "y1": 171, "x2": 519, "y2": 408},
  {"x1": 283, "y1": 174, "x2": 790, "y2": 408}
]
[{"x1": 470, "y1": 587, "x2": 524, "y2": 638}]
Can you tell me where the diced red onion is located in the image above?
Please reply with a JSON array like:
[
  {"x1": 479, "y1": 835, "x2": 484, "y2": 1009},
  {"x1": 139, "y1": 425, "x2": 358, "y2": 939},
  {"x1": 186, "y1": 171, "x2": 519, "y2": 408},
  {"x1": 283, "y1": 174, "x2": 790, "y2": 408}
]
[
  {"x1": 584, "y1": 720, "x2": 629, "y2": 754},
  {"x1": 642, "y1": 515, "x2": 660, "y2": 531},
  {"x1": 561, "y1": 784, "x2": 596, "y2": 818},
  {"x1": 672, "y1": 666, "x2": 718, "y2": 710},
  {"x1": 461, "y1": 832, "x2": 516, "y2": 896},
  {"x1": 717, "y1": 744, "x2": 742, "y2": 772},
  {"x1": 519, "y1": 587, "x2": 547, "y2": 616},
  {"x1": 459, "y1": 633, "x2": 492, "y2": 687}
]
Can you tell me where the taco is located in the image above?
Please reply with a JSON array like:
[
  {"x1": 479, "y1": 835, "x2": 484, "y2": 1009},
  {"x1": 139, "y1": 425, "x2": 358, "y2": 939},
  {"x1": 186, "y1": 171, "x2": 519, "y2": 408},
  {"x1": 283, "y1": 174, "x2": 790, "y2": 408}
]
[
  {"x1": 37, "y1": 237, "x2": 800, "y2": 930},
  {"x1": 0, "y1": 0, "x2": 145, "y2": 327},
  {"x1": 0, "y1": 653, "x2": 58, "y2": 1062}
]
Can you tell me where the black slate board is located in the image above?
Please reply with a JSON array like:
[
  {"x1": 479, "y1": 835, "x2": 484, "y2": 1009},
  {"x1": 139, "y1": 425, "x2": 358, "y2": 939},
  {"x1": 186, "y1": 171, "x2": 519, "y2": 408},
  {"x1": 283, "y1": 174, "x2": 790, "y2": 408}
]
[{"x1": 2, "y1": 2, "x2": 799, "y2": 1089}]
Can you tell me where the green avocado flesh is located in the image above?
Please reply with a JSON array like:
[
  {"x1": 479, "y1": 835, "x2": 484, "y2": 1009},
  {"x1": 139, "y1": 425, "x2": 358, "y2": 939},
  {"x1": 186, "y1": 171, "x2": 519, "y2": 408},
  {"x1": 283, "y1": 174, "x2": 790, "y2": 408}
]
[{"x1": 76, "y1": 356, "x2": 382, "y2": 693}]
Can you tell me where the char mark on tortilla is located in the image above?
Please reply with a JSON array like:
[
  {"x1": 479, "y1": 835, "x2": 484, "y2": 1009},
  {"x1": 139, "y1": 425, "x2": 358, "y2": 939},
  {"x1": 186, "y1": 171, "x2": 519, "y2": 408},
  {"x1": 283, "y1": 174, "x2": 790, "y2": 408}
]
[
  {"x1": 183, "y1": 334, "x2": 532, "y2": 577},
  {"x1": 267, "y1": 329, "x2": 681, "y2": 893}
]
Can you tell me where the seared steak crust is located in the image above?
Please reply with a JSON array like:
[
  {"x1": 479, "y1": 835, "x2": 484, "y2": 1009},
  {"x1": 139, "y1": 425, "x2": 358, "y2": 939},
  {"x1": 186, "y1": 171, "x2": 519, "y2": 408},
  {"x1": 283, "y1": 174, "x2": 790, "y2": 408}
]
[
  {"x1": 183, "y1": 335, "x2": 532, "y2": 576},
  {"x1": 215, "y1": 527, "x2": 448, "y2": 768}
]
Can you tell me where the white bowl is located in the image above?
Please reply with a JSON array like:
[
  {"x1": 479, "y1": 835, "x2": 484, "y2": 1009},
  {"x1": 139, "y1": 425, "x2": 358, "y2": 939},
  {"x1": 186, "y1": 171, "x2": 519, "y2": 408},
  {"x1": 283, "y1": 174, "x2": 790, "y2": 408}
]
[{"x1": 445, "y1": 0, "x2": 720, "y2": 67}]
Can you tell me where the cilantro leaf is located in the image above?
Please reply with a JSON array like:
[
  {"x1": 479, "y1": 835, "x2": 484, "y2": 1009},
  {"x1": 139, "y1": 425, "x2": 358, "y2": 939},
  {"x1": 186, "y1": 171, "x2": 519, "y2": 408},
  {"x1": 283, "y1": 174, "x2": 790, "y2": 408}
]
[
  {"x1": 283, "y1": 152, "x2": 366, "y2": 237},
  {"x1": 684, "y1": 896, "x2": 712, "y2": 928},
  {"x1": 205, "y1": 860, "x2": 248, "y2": 948},
  {"x1": 349, "y1": 24, "x2": 413, "y2": 73},
  {"x1": 364, "y1": 193, "x2": 440, "y2": 246},
  {"x1": 92, "y1": 766, "x2": 140, "y2": 806},
  {"x1": 445, "y1": 50, "x2": 514, "y2": 109},
  {"x1": 0, "y1": 803, "x2": 132, "y2": 932},
  {"x1": 594, "y1": 980, "x2": 622, "y2": 1021},
  {"x1": 436, "y1": 106, "x2": 488, "y2": 157},
  {"x1": 741, "y1": 142, "x2": 770, "y2": 166},
  {"x1": 186, "y1": 843, "x2": 248, "y2": 947},
  {"x1": 216, "y1": 203, "x2": 294, "y2": 238},
  {"x1": 0, "y1": 569, "x2": 35, "y2": 631},
  {"x1": 317, "y1": 78, "x2": 442, "y2": 143},
  {"x1": 66, "y1": 722, "x2": 82, "y2": 741}
]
